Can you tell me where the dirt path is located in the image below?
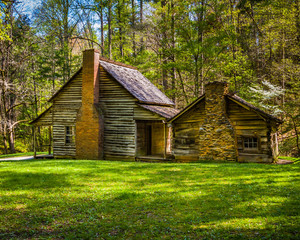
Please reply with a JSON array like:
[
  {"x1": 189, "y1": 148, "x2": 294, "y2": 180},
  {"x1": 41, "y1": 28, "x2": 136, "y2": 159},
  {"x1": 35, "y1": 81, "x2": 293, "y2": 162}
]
[
  {"x1": 276, "y1": 159, "x2": 294, "y2": 165},
  {"x1": 0, "y1": 156, "x2": 34, "y2": 161}
]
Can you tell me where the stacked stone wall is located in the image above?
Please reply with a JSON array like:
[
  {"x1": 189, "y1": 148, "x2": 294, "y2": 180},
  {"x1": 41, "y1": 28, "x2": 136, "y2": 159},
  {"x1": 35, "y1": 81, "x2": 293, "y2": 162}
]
[{"x1": 198, "y1": 82, "x2": 238, "y2": 161}]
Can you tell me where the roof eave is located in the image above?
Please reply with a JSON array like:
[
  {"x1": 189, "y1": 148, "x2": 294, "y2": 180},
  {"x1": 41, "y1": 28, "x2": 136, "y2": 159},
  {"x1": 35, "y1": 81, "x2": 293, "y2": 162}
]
[
  {"x1": 138, "y1": 100, "x2": 174, "y2": 107},
  {"x1": 167, "y1": 95, "x2": 205, "y2": 123},
  {"x1": 137, "y1": 103, "x2": 179, "y2": 119}
]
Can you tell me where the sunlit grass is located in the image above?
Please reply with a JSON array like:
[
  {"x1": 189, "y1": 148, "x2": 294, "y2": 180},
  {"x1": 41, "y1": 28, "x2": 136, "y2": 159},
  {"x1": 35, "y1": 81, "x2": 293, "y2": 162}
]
[{"x1": 0, "y1": 160, "x2": 299, "y2": 239}]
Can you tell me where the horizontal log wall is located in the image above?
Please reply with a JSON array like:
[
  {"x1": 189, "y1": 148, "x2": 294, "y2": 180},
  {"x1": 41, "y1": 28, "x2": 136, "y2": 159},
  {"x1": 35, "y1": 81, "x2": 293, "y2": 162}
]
[
  {"x1": 99, "y1": 66, "x2": 165, "y2": 159},
  {"x1": 227, "y1": 99, "x2": 272, "y2": 161},
  {"x1": 52, "y1": 124, "x2": 76, "y2": 157},
  {"x1": 99, "y1": 66, "x2": 137, "y2": 159},
  {"x1": 52, "y1": 71, "x2": 82, "y2": 158},
  {"x1": 134, "y1": 106, "x2": 164, "y2": 120},
  {"x1": 34, "y1": 108, "x2": 53, "y2": 126},
  {"x1": 53, "y1": 72, "x2": 82, "y2": 107},
  {"x1": 172, "y1": 101, "x2": 205, "y2": 160}
]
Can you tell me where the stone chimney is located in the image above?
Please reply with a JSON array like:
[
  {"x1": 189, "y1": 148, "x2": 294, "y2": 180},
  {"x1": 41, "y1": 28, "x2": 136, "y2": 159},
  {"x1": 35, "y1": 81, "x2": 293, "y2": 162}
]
[
  {"x1": 198, "y1": 81, "x2": 238, "y2": 161},
  {"x1": 76, "y1": 49, "x2": 103, "y2": 159}
]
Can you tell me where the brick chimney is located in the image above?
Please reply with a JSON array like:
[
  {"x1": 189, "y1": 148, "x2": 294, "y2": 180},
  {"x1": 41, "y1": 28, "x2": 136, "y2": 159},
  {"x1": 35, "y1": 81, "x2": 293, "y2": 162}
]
[
  {"x1": 198, "y1": 81, "x2": 238, "y2": 161},
  {"x1": 76, "y1": 49, "x2": 103, "y2": 159}
]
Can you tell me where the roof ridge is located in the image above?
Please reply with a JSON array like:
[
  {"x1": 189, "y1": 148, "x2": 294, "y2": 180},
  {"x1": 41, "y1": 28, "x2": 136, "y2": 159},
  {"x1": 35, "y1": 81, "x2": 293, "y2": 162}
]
[{"x1": 99, "y1": 57, "x2": 138, "y2": 70}]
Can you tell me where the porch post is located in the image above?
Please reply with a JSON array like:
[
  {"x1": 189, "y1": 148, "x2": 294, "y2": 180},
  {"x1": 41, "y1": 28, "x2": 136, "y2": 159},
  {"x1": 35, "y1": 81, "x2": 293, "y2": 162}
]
[
  {"x1": 164, "y1": 122, "x2": 167, "y2": 159},
  {"x1": 48, "y1": 126, "x2": 51, "y2": 155},
  {"x1": 274, "y1": 132, "x2": 279, "y2": 156},
  {"x1": 33, "y1": 127, "x2": 36, "y2": 159}
]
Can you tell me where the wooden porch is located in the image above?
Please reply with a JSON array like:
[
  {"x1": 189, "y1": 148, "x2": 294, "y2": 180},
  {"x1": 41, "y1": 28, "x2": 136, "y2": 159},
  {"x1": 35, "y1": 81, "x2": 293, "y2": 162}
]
[
  {"x1": 135, "y1": 154, "x2": 174, "y2": 162},
  {"x1": 135, "y1": 120, "x2": 172, "y2": 161}
]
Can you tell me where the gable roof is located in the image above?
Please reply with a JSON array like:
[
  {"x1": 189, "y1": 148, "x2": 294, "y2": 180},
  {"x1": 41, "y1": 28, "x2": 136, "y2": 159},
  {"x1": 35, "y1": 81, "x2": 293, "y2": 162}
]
[
  {"x1": 100, "y1": 60, "x2": 174, "y2": 106},
  {"x1": 47, "y1": 59, "x2": 174, "y2": 107},
  {"x1": 227, "y1": 94, "x2": 282, "y2": 123},
  {"x1": 168, "y1": 93, "x2": 282, "y2": 123}
]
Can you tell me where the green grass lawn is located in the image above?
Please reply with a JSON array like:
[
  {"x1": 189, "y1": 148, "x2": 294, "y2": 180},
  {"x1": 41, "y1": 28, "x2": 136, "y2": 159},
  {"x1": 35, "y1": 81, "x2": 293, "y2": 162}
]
[{"x1": 0, "y1": 160, "x2": 299, "y2": 239}]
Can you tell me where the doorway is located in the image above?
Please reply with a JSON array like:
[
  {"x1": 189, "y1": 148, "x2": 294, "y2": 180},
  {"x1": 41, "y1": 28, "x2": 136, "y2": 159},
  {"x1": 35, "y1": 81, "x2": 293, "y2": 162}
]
[{"x1": 146, "y1": 125, "x2": 152, "y2": 155}]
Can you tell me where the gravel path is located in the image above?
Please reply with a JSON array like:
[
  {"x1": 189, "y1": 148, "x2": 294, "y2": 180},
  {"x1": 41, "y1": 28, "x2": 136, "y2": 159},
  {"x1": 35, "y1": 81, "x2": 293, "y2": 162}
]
[{"x1": 0, "y1": 156, "x2": 34, "y2": 161}]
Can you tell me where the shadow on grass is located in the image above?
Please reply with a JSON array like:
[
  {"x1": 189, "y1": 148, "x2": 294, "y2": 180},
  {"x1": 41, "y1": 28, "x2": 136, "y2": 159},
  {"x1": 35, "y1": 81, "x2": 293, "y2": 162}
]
[
  {"x1": 0, "y1": 160, "x2": 299, "y2": 239},
  {"x1": 0, "y1": 172, "x2": 71, "y2": 190}
]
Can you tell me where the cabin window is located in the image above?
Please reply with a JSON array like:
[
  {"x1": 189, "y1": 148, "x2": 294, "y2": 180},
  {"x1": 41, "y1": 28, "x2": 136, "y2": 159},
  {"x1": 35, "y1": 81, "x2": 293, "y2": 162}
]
[
  {"x1": 243, "y1": 137, "x2": 258, "y2": 149},
  {"x1": 65, "y1": 126, "x2": 75, "y2": 145}
]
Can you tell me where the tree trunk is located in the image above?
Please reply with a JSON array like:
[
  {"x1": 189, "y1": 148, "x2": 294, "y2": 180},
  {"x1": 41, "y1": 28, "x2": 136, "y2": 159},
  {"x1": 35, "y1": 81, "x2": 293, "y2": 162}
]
[
  {"x1": 170, "y1": 0, "x2": 176, "y2": 103},
  {"x1": 62, "y1": 0, "x2": 70, "y2": 83},
  {"x1": 118, "y1": 0, "x2": 124, "y2": 57},
  {"x1": 108, "y1": 0, "x2": 112, "y2": 59},
  {"x1": 292, "y1": 117, "x2": 300, "y2": 156},
  {"x1": 100, "y1": 4, "x2": 104, "y2": 56},
  {"x1": 295, "y1": 0, "x2": 300, "y2": 45},
  {"x1": 132, "y1": 0, "x2": 136, "y2": 57},
  {"x1": 140, "y1": 0, "x2": 144, "y2": 51},
  {"x1": 161, "y1": 0, "x2": 168, "y2": 92},
  {"x1": 200, "y1": 0, "x2": 205, "y2": 95},
  {"x1": 229, "y1": 0, "x2": 237, "y2": 91},
  {"x1": 8, "y1": 128, "x2": 15, "y2": 154}
]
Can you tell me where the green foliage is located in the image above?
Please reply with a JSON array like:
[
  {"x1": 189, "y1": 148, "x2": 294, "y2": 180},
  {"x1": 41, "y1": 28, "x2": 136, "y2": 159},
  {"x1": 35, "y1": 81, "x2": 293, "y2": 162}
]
[
  {"x1": 279, "y1": 137, "x2": 300, "y2": 157},
  {"x1": 0, "y1": 160, "x2": 299, "y2": 239}
]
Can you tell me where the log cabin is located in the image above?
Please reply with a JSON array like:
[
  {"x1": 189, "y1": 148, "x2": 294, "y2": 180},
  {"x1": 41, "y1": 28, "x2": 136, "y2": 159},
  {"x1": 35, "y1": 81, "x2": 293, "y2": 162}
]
[
  {"x1": 31, "y1": 49, "x2": 179, "y2": 161},
  {"x1": 31, "y1": 49, "x2": 282, "y2": 163},
  {"x1": 168, "y1": 82, "x2": 282, "y2": 163}
]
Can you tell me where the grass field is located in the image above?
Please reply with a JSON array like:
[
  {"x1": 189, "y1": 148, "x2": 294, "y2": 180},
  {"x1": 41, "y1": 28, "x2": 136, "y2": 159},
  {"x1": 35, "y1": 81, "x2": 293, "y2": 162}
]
[{"x1": 0, "y1": 159, "x2": 299, "y2": 239}]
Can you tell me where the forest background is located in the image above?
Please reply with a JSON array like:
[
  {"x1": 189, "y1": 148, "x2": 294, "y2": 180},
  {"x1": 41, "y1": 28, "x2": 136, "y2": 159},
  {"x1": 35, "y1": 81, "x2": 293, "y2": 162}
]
[{"x1": 0, "y1": 0, "x2": 299, "y2": 156}]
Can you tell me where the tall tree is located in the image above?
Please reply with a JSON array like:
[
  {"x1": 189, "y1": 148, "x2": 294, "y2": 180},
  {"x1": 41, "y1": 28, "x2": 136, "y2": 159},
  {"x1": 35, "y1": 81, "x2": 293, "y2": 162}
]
[{"x1": 34, "y1": 0, "x2": 82, "y2": 83}]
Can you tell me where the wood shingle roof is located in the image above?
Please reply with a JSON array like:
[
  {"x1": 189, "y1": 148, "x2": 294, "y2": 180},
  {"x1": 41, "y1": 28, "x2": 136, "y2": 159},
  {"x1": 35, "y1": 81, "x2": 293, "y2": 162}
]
[{"x1": 100, "y1": 60, "x2": 174, "y2": 106}]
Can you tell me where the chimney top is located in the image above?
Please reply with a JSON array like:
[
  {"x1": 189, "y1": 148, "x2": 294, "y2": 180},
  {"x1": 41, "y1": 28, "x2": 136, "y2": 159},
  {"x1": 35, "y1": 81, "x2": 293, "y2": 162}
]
[{"x1": 83, "y1": 48, "x2": 101, "y2": 54}]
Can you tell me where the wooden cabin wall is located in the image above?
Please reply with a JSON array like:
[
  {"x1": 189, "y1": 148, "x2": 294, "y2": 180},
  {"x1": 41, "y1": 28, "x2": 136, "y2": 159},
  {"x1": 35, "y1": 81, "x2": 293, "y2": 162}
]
[
  {"x1": 172, "y1": 101, "x2": 205, "y2": 161},
  {"x1": 134, "y1": 106, "x2": 164, "y2": 120},
  {"x1": 33, "y1": 108, "x2": 53, "y2": 126},
  {"x1": 99, "y1": 66, "x2": 166, "y2": 160},
  {"x1": 52, "y1": 71, "x2": 82, "y2": 158},
  {"x1": 99, "y1": 66, "x2": 137, "y2": 160},
  {"x1": 53, "y1": 71, "x2": 83, "y2": 108},
  {"x1": 227, "y1": 99, "x2": 272, "y2": 162}
]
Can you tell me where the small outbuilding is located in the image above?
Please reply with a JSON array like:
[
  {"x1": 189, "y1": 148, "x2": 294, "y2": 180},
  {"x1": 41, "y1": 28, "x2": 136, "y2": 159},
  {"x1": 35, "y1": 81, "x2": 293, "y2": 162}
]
[{"x1": 168, "y1": 82, "x2": 282, "y2": 163}]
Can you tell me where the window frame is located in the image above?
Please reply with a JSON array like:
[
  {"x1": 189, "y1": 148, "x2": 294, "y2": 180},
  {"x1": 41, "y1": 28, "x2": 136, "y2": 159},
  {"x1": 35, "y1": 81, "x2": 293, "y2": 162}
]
[
  {"x1": 243, "y1": 137, "x2": 258, "y2": 150},
  {"x1": 65, "y1": 126, "x2": 75, "y2": 145},
  {"x1": 237, "y1": 136, "x2": 261, "y2": 153}
]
